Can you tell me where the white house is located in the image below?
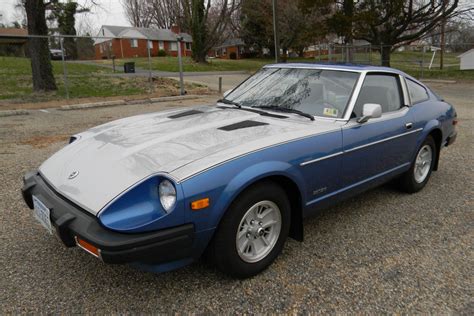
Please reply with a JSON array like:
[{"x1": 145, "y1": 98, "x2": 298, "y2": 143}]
[{"x1": 457, "y1": 48, "x2": 474, "y2": 70}]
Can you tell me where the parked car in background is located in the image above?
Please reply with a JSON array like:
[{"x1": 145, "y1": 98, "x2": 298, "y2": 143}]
[
  {"x1": 50, "y1": 49, "x2": 65, "y2": 60},
  {"x1": 22, "y1": 64, "x2": 457, "y2": 278}
]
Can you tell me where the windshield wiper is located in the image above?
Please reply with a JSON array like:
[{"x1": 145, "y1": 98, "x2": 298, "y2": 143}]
[
  {"x1": 217, "y1": 98, "x2": 241, "y2": 108},
  {"x1": 252, "y1": 105, "x2": 314, "y2": 121}
]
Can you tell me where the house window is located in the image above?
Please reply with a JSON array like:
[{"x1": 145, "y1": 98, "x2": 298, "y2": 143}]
[
  {"x1": 159, "y1": 41, "x2": 164, "y2": 50},
  {"x1": 99, "y1": 44, "x2": 103, "y2": 53},
  {"x1": 185, "y1": 42, "x2": 191, "y2": 50},
  {"x1": 130, "y1": 39, "x2": 138, "y2": 48},
  {"x1": 222, "y1": 48, "x2": 227, "y2": 55},
  {"x1": 170, "y1": 42, "x2": 178, "y2": 51},
  {"x1": 148, "y1": 40, "x2": 153, "y2": 49}
]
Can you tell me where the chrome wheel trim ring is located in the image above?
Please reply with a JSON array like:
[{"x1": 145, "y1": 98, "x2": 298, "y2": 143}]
[
  {"x1": 414, "y1": 144, "x2": 433, "y2": 183},
  {"x1": 236, "y1": 200, "x2": 282, "y2": 263}
]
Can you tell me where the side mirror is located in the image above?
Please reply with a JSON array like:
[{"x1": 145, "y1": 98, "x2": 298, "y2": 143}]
[
  {"x1": 357, "y1": 103, "x2": 382, "y2": 123},
  {"x1": 223, "y1": 89, "x2": 232, "y2": 98}
]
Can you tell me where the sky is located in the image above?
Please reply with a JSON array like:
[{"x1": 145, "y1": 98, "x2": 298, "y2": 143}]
[{"x1": 0, "y1": 0, "x2": 130, "y2": 34}]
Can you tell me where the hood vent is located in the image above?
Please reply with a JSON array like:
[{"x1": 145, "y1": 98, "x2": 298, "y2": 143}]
[
  {"x1": 218, "y1": 120, "x2": 269, "y2": 131},
  {"x1": 217, "y1": 106, "x2": 288, "y2": 119},
  {"x1": 168, "y1": 110, "x2": 204, "y2": 119}
]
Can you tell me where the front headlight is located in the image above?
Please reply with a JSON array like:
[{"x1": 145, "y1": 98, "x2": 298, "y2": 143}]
[{"x1": 159, "y1": 179, "x2": 176, "y2": 212}]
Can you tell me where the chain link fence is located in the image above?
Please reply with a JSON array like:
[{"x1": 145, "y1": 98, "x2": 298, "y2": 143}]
[
  {"x1": 0, "y1": 33, "x2": 195, "y2": 105},
  {"x1": 302, "y1": 43, "x2": 473, "y2": 78},
  {"x1": 0, "y1": 33, "x2": 473, "y2": 105}
]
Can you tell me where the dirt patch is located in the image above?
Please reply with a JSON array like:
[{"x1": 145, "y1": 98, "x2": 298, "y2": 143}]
[{"x1": 20, "y1": 135, "x2": 69, "y2": 148}]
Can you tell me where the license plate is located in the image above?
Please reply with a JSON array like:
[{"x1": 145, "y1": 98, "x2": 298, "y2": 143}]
[{"x1": 32, "y1": 195, "x2": 53, "y2": 234}]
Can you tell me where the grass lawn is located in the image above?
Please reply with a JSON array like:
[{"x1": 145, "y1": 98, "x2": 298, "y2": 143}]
[
  {"x1": 0, "y1": 57, "x2": 208, "y2": 105},
  {"x1": 1, "y1": 52, "x2": 472, "y2": 105},
  {"x1": 97, "y1": 52, "x2": 473, "y2": 81},
  {"x1": 97, "y1": 56, "x2": 272, "y2": 72},
  {"x1": 0, "y1": 56, "x2": 149, "y2": 102}
]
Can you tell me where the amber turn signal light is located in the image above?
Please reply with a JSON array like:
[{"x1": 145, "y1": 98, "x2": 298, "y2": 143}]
[
  {"x1": 191, "y1": 198, "x2": 210, "y2": 210},
  {"x1": 75, "y1": 237, "x2": 101, "y2": 258}
]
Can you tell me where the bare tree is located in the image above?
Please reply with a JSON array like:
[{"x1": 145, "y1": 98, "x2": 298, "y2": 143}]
[
  {"x1": 185, "y1": 0, "x2": 241, "y2": 62},
  {"x1": 149, "y1": 0, "x2": 182, "y2": 29},
  {"x1": 122, "y1": 0, "x2": 153, "y2": 27},
  {"x1": 121, "y1": 0, "x2": 240, "y2": 62},
  {"x1": 353, "y1": 0, "x2": 462, "y2": 67}
]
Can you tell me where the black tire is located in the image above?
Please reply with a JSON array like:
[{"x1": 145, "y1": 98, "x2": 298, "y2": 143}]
[
  {"x1": 207, "y1": 181, "x2": 291, "y2": 278},
  {"x1": 398, "y1": 135, "x2": 437, "y2": 193}
]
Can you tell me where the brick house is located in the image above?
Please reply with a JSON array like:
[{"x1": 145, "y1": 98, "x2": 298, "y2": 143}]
[
  {"x1": 208, "y1": 38, "x2": 248, "y2": 59},
  {"x1": 0, "y1": 28, "x2": 28, "y2": 57},
  {"x1": 94, "y1": 25, "x2": 192, "y2": 59}
]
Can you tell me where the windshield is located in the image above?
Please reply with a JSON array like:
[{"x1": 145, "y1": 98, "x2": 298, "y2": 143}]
[{"x1": 225, "y1": 68, "x2": 360, "y2": 119}]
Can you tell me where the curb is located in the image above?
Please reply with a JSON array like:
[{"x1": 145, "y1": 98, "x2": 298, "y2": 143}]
[
  {"x1": 149, "y1": 95, "x2": 202, "y2": 103},
  {"x1": 422, "y1": 79, "x2": 457, "y2": 84},
  {"x1": 59, "y1": 100, "x2": 126, "y2": 111},
  {"x1": 0, "y1": 109, "x2": 29, "y2": 117}
]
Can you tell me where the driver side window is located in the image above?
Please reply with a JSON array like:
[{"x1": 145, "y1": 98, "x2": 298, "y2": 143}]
[{"x1": 352, "y1": 74, "x2": 403, "y2": 118}]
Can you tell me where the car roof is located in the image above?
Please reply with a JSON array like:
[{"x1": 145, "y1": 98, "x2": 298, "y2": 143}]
[{"x1": 264, "y1": 62, "x2": 407, "y2": 75}]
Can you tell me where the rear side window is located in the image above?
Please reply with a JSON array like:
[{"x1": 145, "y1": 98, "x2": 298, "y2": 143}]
[
  {"x1": 353, "y1": 74, "x2": 403, "y2": 117},
  {"x1": 407, "y1": 79, "x2": 429, "y2": 104}
]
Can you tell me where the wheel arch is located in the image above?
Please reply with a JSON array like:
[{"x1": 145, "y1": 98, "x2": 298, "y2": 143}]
[
  {"x1": 213, "y1": 165, "x2": 306, "y2": 242},
  {"x1": 253, "y1": 175, "x2": 304, "y2": 241},
  {"x1": 427, "y1": 127, "x2": 443, "y2": 171}
]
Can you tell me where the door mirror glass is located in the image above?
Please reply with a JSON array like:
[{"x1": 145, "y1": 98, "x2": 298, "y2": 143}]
[{"x1": 357, "y1": 103, "x2": 382, "y2": 123}]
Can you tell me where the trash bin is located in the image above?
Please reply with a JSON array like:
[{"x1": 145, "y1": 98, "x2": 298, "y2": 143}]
[{"x1": 124, "y1": 62, "x2": 135, "y2": 73}]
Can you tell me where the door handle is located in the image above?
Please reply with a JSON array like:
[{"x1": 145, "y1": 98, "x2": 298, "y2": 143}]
[{"x1": 405, "y1": 123, "x2": 413, "y2": 129}]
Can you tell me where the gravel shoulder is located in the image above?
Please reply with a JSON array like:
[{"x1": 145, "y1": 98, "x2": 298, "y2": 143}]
[{"x1": 0, "y1": 84, "x2": 472, "y2": 314}]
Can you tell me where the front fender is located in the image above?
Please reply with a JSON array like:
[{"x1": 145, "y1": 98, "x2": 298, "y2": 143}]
[
  {"x1": 181, "y1": 159, "x2": 306, "y2": 233},
  {"x1": 216, "y1": 160, "x2": 305, "y2": 223}
]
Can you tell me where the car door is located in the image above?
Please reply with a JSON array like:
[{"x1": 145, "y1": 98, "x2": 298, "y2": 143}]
[{"x1": 342, "y1": 72, "x2": 420, "y2": 187}]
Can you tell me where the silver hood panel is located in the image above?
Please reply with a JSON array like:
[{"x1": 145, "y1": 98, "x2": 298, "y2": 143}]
[{"x1": 39, "y1": 105, "x2": 340, "y2": 214}]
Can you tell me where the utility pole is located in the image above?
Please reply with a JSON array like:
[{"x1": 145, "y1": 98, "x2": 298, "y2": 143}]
[
  {"x1": 177, "y1": 36, "x2": 185, "y2": 95},
  {"x1": 440, "y1": 0, "x2": 447, "y2": 70},
  {"x1": 272, "y1": 0, "x2": 279, "y2": 63}
]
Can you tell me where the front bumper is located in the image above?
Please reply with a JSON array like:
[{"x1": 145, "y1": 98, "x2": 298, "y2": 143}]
[{"x1": 21, "y1": 171, "x2": 195, "y2": 265}]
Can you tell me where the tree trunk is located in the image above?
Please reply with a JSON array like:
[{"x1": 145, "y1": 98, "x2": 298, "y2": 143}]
[
  {"x1": 191, "y1": 0, "x2": 207, "y2": 63},
  {"x1": 343, "y1": 0, "x2": 354, "y2": 63},
  {"x1": 25, "y1": 0, "x2": 57, "y2": 91},
  {"x1": 381, "y1": 45, "x2": 392, "y2": 67}
]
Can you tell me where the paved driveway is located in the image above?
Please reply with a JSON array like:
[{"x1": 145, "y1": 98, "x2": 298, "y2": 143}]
[{"x1": 0, "y1": 84, "x2": 472, "y2": 313}]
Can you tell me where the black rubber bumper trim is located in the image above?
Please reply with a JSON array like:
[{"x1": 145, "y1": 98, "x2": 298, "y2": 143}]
[{"x1": 21, "y1": 171, "x2": 195, "y2": 264}]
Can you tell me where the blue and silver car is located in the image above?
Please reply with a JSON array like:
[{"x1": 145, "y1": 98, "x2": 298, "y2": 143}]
[{"x1": 22, "y1": 64, "x2": 457, "y2": 278}]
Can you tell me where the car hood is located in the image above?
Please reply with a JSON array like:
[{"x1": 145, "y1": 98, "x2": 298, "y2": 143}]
[{"x1": 39, "y1": 105, "x2": 340, "y2": 214}]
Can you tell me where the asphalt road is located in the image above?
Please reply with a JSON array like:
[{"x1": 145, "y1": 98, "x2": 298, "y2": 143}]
[{"x1": 1, "y1": 84, "x2": 472, "y2": 313}]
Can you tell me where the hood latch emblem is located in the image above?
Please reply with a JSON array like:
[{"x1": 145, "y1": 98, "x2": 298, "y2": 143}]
[{"x1": 68, "y1": 171, "x2": 79, "y2": 179}]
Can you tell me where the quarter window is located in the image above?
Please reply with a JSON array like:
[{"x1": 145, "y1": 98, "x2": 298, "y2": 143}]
[
  {"x1": 407, "y1": 79, "x2": 429, "y2": 104},
  {"x1": 353, "y1": 74, "x2": 403, "y2": 117}
]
